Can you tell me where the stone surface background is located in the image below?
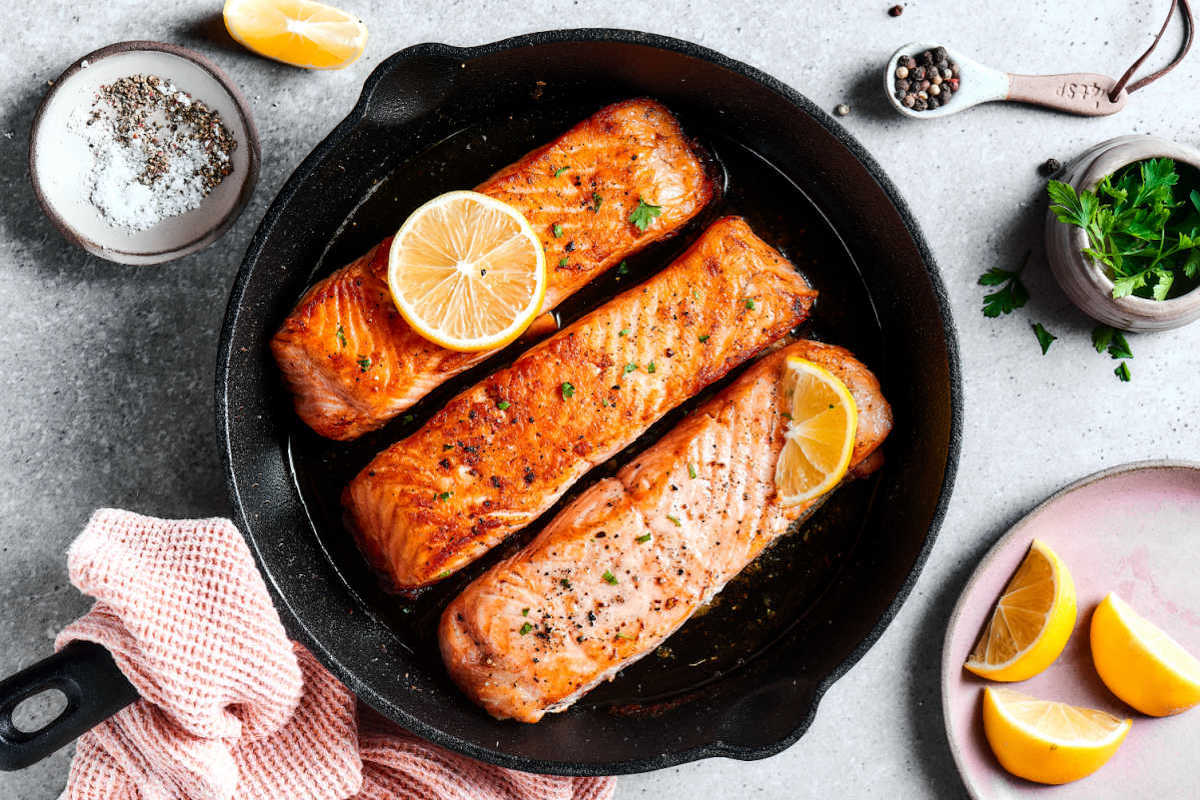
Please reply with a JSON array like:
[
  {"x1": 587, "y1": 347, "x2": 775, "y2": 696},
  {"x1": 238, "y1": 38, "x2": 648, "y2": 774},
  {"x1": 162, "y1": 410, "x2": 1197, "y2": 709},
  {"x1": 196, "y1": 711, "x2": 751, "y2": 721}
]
[{"x1": 1, "y1": 1, "x2": 1197, "y2": 797}]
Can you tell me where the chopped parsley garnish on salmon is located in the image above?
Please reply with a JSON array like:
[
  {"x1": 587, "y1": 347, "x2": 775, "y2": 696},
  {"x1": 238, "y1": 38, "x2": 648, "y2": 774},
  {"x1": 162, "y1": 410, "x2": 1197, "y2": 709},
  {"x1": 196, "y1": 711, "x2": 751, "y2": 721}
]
[
  {"x1": 561, "y1": 382, "x2": 575, "y2": 399},
  {"x1": 553, "y1": 166, "x2": 569, "y2": 177},
  {"x1": 519, "y1": 622, "x2": 533, "y2": 635},
  {"x1": 602, "y1": 570, "x2": 618, "y2": 585},
  {"x1": 336, "y1": 323, "x2": 347, "y2": 348},
  {"x1": 552, "y1": 223, "x2": 563, "y2": 238},
  {"x1": 630, "y1": 198, "x2": 663, "y2": 231},
  {"x1": 356, "y1": 355, "x2": 371, "y2": 372}
]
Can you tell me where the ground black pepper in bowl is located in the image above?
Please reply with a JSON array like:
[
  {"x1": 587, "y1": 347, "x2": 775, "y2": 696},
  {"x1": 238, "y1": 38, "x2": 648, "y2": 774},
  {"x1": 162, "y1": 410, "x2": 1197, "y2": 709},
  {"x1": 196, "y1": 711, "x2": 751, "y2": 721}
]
[{"x1": 894, "y1": 46, "x2": 959, "y2": 111}]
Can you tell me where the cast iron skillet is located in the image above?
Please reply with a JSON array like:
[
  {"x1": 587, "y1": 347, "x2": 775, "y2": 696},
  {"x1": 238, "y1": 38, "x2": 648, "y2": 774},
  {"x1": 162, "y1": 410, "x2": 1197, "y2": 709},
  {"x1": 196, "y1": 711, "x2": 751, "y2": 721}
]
[{"x1": 0, "y1": 29, "x2": 961, "y2": 775}]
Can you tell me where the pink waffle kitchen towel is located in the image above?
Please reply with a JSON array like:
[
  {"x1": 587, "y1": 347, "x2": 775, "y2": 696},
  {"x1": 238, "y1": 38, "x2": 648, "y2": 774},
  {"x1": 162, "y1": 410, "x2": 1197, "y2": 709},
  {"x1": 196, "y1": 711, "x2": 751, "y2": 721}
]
[{"x1": 54, "y1": 509, "x2": 616, "y2": 800}]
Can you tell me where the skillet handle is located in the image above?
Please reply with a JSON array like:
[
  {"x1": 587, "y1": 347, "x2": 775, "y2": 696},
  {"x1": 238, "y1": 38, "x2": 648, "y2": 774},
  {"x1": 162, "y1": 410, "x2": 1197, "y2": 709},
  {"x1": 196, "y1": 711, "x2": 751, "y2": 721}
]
[{"x1": 0, "y1": 641, "x2": 139, "y2": 770}]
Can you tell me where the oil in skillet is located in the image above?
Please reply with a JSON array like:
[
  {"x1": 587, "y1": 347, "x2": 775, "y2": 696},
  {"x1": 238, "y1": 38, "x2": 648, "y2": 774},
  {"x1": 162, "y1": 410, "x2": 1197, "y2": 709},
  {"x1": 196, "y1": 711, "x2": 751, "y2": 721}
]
[{"x1": 285, "y1": 102, "x2": 886, "y2": 709}]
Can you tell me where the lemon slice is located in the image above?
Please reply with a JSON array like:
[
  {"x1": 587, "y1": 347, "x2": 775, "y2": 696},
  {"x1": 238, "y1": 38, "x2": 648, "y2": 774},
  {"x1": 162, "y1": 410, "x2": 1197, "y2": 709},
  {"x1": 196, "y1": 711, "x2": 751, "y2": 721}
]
[
  {"x1": 223, "y1": 0, "x2": 368, "y2": 70},
  {"x1": 1091, "y1": 592, "x2": 1200, "y2": 716},
  {"x1": 964, "y1": 539, "x2": 1076, "y2": 682},
  {"x1": 774, "y1": 357, "x2": 858, "y2": 505},
  {"x1": 982, "y1": 687, "x2": 1130, "y2": 785},
  {"x1": 387, "y1": 191, "x2": 546, "y2": 353}
]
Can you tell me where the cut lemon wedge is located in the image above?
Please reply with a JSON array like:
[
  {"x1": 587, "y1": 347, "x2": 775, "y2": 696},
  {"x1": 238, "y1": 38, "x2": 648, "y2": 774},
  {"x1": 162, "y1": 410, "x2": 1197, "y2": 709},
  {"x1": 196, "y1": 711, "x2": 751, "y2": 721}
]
[
  {"x1": 982, "y1": 687, "x2": 1130, "y2": 785},
  {"x1": 964, "y1": 539, "x2": 1076, "y2": 682},
  {"x1": 1091, "y1": 592, "x2": 1200, "y2": 717},
  {"x1": 223, "y1": 0, "x2": 368, "y2": 70},
  {"x1": 387, "y1": 191, "x2": 546, "y2": 352},
  {"x1": 774, "y1": 357, "x2": 857, "y2": 505}
]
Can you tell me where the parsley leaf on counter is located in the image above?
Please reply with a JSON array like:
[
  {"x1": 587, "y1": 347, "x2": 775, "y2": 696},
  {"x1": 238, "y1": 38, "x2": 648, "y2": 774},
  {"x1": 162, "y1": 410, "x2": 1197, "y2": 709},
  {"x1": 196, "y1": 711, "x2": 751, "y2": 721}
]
[
  {"x1": 979, "y1": 266, "x2": 1030, "y2": 317},
  {"x1": 1032, "y1": 322, "x2": 1057, "y2": 354},
  {"x1": 1114, "y1": 362, "x2": 1132, "y2": 382}
]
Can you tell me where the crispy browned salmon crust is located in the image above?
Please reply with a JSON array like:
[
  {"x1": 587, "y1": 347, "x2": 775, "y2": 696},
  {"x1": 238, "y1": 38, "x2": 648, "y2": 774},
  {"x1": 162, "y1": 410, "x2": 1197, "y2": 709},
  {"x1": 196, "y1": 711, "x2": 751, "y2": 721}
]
[
  {"x1": 272, "y1": 99, "x2": 715, "y2": 440},
  {"x1": 344, "y1": 217, "x2": 817, "y2": 589},
  {"x1": 439, "y1": 340, "x2": 892, "y2": 722}
]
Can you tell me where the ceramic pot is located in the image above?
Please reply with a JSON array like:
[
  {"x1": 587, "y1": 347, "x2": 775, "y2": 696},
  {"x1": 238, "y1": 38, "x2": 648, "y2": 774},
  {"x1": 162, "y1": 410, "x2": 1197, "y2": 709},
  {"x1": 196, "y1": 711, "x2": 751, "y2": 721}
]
[{"x1": 1045, "y1": 135, "x2": 1200, "y2": 332}]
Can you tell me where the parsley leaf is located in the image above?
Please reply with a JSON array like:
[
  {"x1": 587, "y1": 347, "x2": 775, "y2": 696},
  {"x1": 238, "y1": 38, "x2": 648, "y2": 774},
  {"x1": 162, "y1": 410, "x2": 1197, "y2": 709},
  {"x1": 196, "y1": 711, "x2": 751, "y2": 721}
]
[
  {"x1": 630, "y1": 198, "x2": 662, "y2": 231},
  {"x1": 519, "y1": 622, "x2": 533, "y2": 635},
  {"x1": 646, "y1": 361, "x2": 656, "y2": 374},
  {"x1": 979, "y1": 266, "x2": 1030, "y2": 317},
  {"x1": 1032, "y1": 322, "x2": 1057, "y2": 354},
  {"x1": 1107, "y1": 330, "x2": 1133, "y2": 360},
  {"x1": 602, "y1": 570, "x2": 618, "y2": 585},
  {"x1": 617, "y1": 260, "x2": 629, "y2": 275},
  {"x1": 1091, "y1": 324, "x2": 1115, "y2": 353},
  {"x1": 558, "y1": 256, "x2": 569, "y2": 268},
  {"x1": 552, "y1": 223, "x2": 563, "y2": 238},
  {"x1": 592, "y1": 192, "x2": 603, "y2": 212},
  {"x1": 636, "y1": 533, "x2": 652, "y2": 544},
  {"x1": 1114, "y1": 361, "x2": 1132, "y2": 382},
  {"x1": 666, "y1": 514, "x2": 682, "y2": 527},
  {"x1": 496, "y1": 400, "x2": 511, "y2": 410},
  {"x1": 618, "y1": 328, "x2": 630, "y2": 337},
  {"x1": 698, "y1": 334, "x2": 710, "y2": 342},
  {"x1": 624, "y1": 363, "x2": 637, "y2": 374},
  {"x1": 561, "y1": 381, "x2": 575, "y2": 399},
  {"x1": 553, "y1": 166, "x2": 568, "y2": 177},
  {"x1": 336, "y1": 323, "x2": 347, "y2": 348},
  {"x1": 356, "y1": 355, "x2": 371, "y2": 372},
  {"x1": 687, "y1": 462, "x2": 697, "y2": 479}
]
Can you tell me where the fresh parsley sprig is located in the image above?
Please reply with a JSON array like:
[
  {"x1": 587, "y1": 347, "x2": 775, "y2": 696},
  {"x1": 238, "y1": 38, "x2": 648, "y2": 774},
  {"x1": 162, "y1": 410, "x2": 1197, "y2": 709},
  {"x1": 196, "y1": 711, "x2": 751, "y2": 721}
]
[
  {"x1": 979, "y1": 264, "x2": 1030, "y2": 317},
  {"x1": 1048, "y1": 158, "x2": 1200, "y2": 301}
]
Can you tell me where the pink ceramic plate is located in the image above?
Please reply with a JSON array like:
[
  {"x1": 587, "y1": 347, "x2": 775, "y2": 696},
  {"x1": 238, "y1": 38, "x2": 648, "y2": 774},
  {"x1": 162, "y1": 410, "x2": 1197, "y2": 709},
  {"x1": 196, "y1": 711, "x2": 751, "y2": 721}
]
[{"x1": 942, "y1": 461, "x2": 1200, "y2": 799}]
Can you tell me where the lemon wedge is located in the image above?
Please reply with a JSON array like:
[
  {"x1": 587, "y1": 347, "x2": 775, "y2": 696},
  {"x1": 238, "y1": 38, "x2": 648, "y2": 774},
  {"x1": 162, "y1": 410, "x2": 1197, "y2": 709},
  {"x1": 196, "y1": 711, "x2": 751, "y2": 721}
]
[
  {"x1": 223, "y1": 0, "x2": 368, "y2": 70},
  {"x1": 1091, "y1": 592, "x2": 1200, "y2": 717},
  {"x1": 387, "y1": 191, "x2": 546, "y2": 353},
  {"x1": 774, "y1": 357, "x2": 858, "y2": 506},
  {"x1": 982, "y1": 687, "x2": 1130, "y2": 785},
  {"x1": 964, "y1": 539, "x2": 1076, "y2": 682}
]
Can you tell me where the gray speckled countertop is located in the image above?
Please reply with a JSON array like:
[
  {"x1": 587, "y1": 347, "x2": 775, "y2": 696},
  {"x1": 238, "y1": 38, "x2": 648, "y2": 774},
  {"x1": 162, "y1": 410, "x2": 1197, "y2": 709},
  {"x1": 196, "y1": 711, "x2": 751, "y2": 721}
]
[{"x1": 1, "y1": 1, "x2": 1197, "y2": 797}]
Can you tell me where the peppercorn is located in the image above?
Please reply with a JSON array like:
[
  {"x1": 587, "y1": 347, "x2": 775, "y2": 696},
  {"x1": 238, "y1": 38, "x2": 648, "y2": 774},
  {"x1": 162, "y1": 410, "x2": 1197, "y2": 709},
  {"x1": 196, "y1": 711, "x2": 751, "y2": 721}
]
[
  {"x1": 1038, "y1": 158, "x2": 1063, "y2": 177},
  {"x1": 834, "y1": 103, "x2": 850, "y2": 116},
  {"x1": 919, "y1": 80, "x2": 931, "y2": 91},
  {"x1": 912, "y1": 66, "x2": 926, "y2": 81},
  {"x1": 933, "y1": 46, "x2": 948, "y2": 63},
  {"x1": 927, "y1": 97, "x2": 940, "y2": 109},
  {"x1": 913, "y1": 97, "x2": 928, "y2": 111},
  {"x1": 896, "y1": 79, "x2": 910, "y2": 92},
  {"x1": 896, "y1": 65, "x2": 909, "y2": 79},
  {"x1": 921, "y1": 50, "x2": 935, "y2": 67},
  {"x1": 905, "y1": 56, "x2": 917, "y2": 69},
  {"x1": 902, "y1": 94, "x2": 916, "y2": 108},
  {"x1": 932, "y1": 74, "x2": 943, "y2": 85},
  {"x1": 888, "y1": 4, "x2": 904, "y2": 15},
  {"x1": 929, "y1": 84, "x2": 941, "y2": 96},
  {"x1": 939, "y1": 87, "x2": 953, "y2": 103}
]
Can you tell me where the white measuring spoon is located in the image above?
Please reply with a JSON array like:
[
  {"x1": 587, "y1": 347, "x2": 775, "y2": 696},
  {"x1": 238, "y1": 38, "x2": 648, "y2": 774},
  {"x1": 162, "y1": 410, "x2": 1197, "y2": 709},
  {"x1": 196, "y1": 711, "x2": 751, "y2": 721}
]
[{"x1": 885, "y1": 41, "x2": 1128, "y2": 119}]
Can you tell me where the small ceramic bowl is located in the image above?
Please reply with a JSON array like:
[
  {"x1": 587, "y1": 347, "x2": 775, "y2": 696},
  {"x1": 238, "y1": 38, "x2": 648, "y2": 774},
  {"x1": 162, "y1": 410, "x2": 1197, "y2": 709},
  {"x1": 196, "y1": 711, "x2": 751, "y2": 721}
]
[
  {"x1": 29, "y1": 41, "x2": 260, "y2": 265},
  {"x1": 1045, "y1": 135, "x2": 1200, "y2": 332}
]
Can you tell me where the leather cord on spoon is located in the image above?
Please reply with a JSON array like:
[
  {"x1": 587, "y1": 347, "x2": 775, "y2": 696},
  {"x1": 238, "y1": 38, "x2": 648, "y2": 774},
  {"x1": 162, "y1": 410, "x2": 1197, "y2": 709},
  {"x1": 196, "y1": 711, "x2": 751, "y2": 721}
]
[{"x1": 1109, "y1": 0, "x2": 1195, "y2": 101}]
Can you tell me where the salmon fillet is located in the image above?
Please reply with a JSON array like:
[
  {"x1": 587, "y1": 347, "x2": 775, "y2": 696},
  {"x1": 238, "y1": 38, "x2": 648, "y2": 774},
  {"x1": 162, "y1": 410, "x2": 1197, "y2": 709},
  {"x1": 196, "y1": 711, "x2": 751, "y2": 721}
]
[
  {"x1": 439, "y1": 340, "x2": 892, "y2": 722},
  {"x1": 344, "y1": 217, "x2": 817, "y2": 589},
  {"x1": 272, "y1": 99, "x2": 715, "y2": 440}
]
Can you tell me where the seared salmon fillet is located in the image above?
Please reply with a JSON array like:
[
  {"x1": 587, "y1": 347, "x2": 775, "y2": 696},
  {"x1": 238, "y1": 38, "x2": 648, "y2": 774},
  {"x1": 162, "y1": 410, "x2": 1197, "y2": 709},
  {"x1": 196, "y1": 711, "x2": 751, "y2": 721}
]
[
  {"x1": 272, "y1": 99, "x2": 714, "y2": 440},
  {"x1": 439, "y1": 340, "x2": 892, "y2": 722},
  {"x1": 344, "y1": 217, "x2": 816, "y2": 589}
]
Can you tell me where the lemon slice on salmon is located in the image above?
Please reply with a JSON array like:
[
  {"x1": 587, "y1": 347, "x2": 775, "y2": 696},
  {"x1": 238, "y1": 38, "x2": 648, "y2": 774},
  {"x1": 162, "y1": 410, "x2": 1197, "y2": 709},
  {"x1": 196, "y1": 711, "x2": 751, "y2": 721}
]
[
  {"x1": 774, "y1": 357, "x2": 858, "y2": 505},
  {"x1": 982, "y1": 687, "x2": 1130, "y2": 785},
  {"x1": 223, "y1": 0, "x2": 368, "y2": 70},
  {"x1": 1091, "y1": 592, "x2": 1200, "y2": 717},
  {"x1": 387, "y1": 191, "x2": 547, "y2": 353},
  {"x1": 964, "y1": 539, "x2": 1076, "y2": 682}
]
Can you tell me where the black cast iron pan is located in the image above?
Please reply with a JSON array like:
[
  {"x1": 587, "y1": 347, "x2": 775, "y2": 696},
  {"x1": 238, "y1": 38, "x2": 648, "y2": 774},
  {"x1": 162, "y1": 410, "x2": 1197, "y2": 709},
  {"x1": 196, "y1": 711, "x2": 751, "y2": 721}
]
[{"x1": 0, "y1": 29, "x2": 961, "y2": 775}]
